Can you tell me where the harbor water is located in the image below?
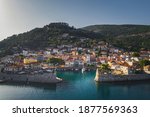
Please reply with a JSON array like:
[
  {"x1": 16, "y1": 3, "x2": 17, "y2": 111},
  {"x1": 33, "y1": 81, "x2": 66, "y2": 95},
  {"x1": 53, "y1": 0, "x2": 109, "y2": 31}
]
[{"x1": 0, "y1": 71, "x2": 150, "y2": 100}]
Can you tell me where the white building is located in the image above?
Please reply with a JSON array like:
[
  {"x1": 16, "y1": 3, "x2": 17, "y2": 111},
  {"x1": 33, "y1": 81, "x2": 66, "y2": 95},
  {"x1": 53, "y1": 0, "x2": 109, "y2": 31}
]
[
  {"x1": 86, "y1": 55, "x2": 91, "y2": 63},
  {"x1": 22, "y1": 50, "x2": 28, "y2": 56},
  {"x1": 44, "y1": 51, "x2": 51, "y2": 55},
  {"x1": 65, "y1": 60, "x2": 84, "y2": 67},
  {"x1": 131, "y1": 57, "x2": 140, "y2": 62},
  {"x1": 52, "y1": 49, "x2": 59, "y2": 54},
  {"x1": 65, "y1": 61, "x2": 75, "y2": 67}
]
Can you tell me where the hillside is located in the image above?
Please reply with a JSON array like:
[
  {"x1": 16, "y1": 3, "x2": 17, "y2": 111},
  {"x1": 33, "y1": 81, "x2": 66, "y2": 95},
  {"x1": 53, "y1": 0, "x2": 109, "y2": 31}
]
[
  {"x1": 0, "y1": 23, "x2": 102, "y2": 49},
  {"x1": 0, "y1": 23, "x2": 150, "y2": 57},
  {"x1": 0, "y1": 23, "x2": 102, "y2": 56},
  {"x1": 83, "y1": 25, "x2": 150, "y2": 51}
]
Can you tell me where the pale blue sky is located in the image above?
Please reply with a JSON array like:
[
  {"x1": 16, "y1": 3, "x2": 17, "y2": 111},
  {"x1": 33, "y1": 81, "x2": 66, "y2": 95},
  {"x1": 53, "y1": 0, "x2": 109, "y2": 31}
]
[{"x1": 0, "y1": 0, "x2": 150, "y2": 40}]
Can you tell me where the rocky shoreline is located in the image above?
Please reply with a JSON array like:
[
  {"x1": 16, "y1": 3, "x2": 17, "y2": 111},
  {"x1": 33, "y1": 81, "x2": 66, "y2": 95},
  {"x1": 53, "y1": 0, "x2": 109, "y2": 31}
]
[{"x1": 0, "y1": 73, "x2": 62, "y2": 84}]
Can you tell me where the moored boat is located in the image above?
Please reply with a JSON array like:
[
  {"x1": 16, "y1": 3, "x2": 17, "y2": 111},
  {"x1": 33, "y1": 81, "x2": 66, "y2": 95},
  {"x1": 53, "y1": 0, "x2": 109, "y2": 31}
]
[{"x1": 0, "y1": 80, "x2": 6, "y2": 83}]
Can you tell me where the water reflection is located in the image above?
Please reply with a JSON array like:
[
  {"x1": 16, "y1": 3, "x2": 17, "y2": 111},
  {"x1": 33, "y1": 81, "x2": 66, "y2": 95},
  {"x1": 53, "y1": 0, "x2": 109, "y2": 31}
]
[
  {"x1": 95, "y1": 82, "x2": 110, "y2": 99},
  {"x1": 1, "y1": 71, "x2": 150, "y2": 100},
  {"x1": 0, "y1": 82, "x2": 57, "y2": 92},
  {"x1": 95, "y1": 80, "x2": 150, "y2": 100}
]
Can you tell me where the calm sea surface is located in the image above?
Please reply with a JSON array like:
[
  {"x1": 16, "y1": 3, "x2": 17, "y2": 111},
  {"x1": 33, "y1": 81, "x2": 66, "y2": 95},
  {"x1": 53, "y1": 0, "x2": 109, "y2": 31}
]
[{"x1": 0, "y1": 71, "x2": 150, "y2": 100}]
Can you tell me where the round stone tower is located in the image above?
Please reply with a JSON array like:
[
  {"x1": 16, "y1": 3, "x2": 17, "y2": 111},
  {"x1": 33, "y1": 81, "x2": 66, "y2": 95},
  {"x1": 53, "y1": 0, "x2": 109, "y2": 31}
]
[{"x1": 94, "y1": 68, "x2": 100, "y2": 82}]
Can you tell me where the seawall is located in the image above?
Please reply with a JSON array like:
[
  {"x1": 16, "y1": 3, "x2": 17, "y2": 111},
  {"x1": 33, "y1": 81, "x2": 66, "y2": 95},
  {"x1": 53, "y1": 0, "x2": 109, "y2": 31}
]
[
  {"x1": 95, "y1": 74, "x2": 150, "y2": 82},
  {"x1": 0, "y1": 73, "x2": 62, "y2": 84}
]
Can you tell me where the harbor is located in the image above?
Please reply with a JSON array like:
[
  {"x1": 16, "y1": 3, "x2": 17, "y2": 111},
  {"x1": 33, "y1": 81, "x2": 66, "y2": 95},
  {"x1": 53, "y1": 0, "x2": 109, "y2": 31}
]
[{"x1": 1, "y1": 71, "x2": 150, "y2": 100}]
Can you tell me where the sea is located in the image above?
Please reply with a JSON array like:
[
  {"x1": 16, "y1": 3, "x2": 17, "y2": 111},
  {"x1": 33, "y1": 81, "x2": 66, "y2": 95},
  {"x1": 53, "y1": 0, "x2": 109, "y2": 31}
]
[{"x1": 0, "y1": 71, "x2": 150, "y2": 100}]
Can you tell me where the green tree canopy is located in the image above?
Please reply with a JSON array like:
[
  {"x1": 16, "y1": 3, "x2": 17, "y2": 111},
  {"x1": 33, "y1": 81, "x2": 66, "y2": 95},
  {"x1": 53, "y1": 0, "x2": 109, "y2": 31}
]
[
  {"x1": 132, "y1": 52, "x2": 140, "y2": 57},
  {"x1": 139, "y1": 59, "x2": 150, "y2": 67},
  {"x1": 98, "y1": 64, "x2": 111, "y2": 74},
  {"x1": 47, "y1": 58, "x2": 65, "y2": 66}
]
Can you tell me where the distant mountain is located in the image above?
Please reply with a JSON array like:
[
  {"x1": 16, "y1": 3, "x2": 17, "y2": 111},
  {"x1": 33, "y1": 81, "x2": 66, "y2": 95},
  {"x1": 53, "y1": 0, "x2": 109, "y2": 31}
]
[
  {"x1": 0, "y1": 23, "x2": 150, "y2": 57},
  {"x1": 83, "y1": 25, "x2": 150, "y2": 51}
]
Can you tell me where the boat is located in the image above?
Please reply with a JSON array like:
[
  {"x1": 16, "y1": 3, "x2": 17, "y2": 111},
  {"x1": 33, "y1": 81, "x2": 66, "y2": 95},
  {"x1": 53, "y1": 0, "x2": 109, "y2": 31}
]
[
  {"x1": 46, "y1": 69, "x2": 53, "y2": 72},
  {"x1": 0, "y1": 80, "x2": 6, "y2": 83}
]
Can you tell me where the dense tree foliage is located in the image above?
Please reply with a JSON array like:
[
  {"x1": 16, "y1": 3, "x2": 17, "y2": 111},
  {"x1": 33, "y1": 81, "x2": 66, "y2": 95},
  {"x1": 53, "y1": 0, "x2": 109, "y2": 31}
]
[
  {"x1": 139, "y1": 60, "x2": 150, "y2": 67},
  {"x1": 98, "y1": 64, "x2": 111, "y2": 74},
  {"x1": 132, "y1": 52, "x2": 140, "y2": 57},
  {"x1": 47, "y1": 57, "x2": 65, "y2": 66},
  {"x1": 0, "y1": 22, "x2": 102, "y2": 51},
  {"x1": 83, "y1": 25, "x2": 150, "y2": 51}
]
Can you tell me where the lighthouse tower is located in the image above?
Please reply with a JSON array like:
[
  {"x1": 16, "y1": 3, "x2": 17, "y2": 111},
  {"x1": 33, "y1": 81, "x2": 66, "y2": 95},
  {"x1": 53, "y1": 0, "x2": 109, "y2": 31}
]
[{"x1": 94, "y1": 68, "x2": 100, "y2": 82}]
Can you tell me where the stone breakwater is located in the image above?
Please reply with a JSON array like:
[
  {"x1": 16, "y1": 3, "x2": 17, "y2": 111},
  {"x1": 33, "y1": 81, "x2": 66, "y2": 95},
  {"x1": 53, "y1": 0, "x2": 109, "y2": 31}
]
[
  {"x1": 0, "y1": 73, "x2": 62, "y2": 84},
  {"x1": 95, "y1": 74, "x2": 150, "y2": 82}
]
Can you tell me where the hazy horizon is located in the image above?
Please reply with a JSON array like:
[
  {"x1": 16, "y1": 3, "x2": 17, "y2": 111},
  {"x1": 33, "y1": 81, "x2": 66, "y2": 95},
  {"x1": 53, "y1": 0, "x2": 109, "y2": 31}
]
[{"x1": 1, "y1": 0, "x2": 150, "y2": 41}]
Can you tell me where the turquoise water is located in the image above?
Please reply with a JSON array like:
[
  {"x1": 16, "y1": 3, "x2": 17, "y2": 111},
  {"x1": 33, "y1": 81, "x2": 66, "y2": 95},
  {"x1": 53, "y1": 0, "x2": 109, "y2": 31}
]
[{"x1": 0, "y1": 71, "x2": 150, "y2": 100}]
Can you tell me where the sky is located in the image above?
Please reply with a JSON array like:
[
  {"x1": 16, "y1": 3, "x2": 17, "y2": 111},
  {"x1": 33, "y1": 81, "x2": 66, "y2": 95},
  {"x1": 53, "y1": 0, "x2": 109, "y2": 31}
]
[{"x1": 0, "y1": 0, "x2": 150, "y2": 41}]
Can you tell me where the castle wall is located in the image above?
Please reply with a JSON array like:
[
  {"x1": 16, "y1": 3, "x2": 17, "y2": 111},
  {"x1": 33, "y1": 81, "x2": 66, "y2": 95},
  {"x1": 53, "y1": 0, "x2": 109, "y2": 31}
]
[
  {"x1": 0, "y1": 73, "x2": 61, "y2": 84},
  {"x1": 96, "y1": 74, "x2": 150, "y2": 82}
]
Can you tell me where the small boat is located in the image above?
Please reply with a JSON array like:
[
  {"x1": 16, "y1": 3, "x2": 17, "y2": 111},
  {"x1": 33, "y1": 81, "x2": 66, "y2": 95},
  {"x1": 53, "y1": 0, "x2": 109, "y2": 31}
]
[
  {"x1": 46, "y1": 69, "x2": 52, "y2": 72},
  {"x1": 75, "y1": 69, "x2": 78, "y2": 71},
  {"x1": 0, "y1": 80, "x2": 6, "y2": 83}
]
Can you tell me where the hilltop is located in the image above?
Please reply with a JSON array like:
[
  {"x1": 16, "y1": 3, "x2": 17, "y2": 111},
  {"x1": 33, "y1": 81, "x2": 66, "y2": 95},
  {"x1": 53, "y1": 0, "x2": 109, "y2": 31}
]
[{"x1": 0, "y1": 23, "x2": 102, "y2": 57}]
